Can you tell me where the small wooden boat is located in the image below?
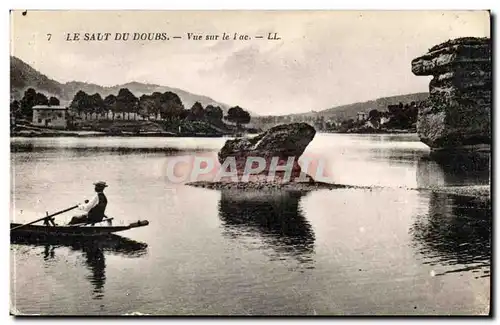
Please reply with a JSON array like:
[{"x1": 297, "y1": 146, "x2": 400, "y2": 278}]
[
  {"x1": 10, "y1": 205, "x2": 150, "y2": 238},
  {"x1": 10, "y1": 219, "x2": 149, "y2": 238}
]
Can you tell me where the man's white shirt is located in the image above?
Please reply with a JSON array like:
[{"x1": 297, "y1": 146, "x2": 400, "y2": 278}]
[{"x1": 78, "y1": 194, "x2": 99, "y2": 213}]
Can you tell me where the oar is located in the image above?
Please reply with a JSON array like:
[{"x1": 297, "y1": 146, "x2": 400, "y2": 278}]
[{"x1": 11, "y1": 205, "x2": 79, "y2": 231}]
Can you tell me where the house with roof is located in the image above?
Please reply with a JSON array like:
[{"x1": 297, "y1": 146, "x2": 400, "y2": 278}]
[
  {"x1": 357, "y1": 112, "x2": 368, "y2": 122},
  {"x1": 32, "y1": 105, "x2": 69, "y2": 129}
]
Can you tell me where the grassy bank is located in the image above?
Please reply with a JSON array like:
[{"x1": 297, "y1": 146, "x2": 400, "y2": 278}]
[{"x1": 11, "y1": 119, "x2": 238, "y2": 137}]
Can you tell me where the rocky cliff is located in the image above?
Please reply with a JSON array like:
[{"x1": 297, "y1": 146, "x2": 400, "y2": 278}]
[{"x1": 411, "y1": 37, "x2": 491, "y2": 150}]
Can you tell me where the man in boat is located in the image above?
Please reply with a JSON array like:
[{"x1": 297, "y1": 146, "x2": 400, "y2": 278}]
[{"x1": 68, "y1": 181, "x2": 108, "y2": 225}]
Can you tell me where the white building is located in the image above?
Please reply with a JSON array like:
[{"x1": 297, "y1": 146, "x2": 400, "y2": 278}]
[
  {"x1": 32, "y1": 105, "x2": 68, "y2": 129},
  {"x1": 380, "y1": 116, "x2": 390, "y2": 125},
  {"x1": 357, "y1": 112, "x2": 368, "y2": 122}
]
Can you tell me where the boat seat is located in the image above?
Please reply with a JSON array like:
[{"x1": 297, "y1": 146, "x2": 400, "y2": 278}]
[{"x1": 69, "y1": 217, "x2": 114, "y2": 227}]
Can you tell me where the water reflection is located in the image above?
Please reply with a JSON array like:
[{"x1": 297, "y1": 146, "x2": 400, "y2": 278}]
[
  {"x1": 368, "y1": 147, "x2": 426, "y2": 163},
  {"x1": 410, "y1": 192, "x2": 491, "y2": 277},
  {"x1": 218, "y1": 190, "x2": 315, "y2": 267},
  {"x1": 11, "y1": 137, "x2": 224, "y2": 154},
  {"x1": 417, "y1": 152, "x2": 490, "y2": 187},
  {"x1": 82, "y1": 243, "x2": 106, "y2": 298},
  {"x1": 11, "y1": 142, "x2": 184, "y2": 155},
  {"x1": 12, "y1": 235, "x2": 148, "y2": 299}
]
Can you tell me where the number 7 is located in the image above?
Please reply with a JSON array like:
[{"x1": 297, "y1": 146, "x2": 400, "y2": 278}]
[{"x1": 47, "y1": 33, "x2": 52, "y2": 41}]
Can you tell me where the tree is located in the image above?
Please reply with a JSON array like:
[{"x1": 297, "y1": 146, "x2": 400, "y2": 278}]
[
  {"x1": 384, "y1": 101, "x2": 419, "y2": 130},
  {"x1": 35, "y1": 93, "x2": 49, "y2": 106},
  {"x1": 179, "y1": 109, "x2": 189, "y2": 120},
  {"x1": 104, "y1": 94, "x2": 117, "y2": 111},
  {"x1": 339, "y1": 118, "x2": 356, "y2": 132},
  {"x1": 225, "y1": 106, "x2": 251, "y2": 129},
  {"x1": 90, "y1": 93, "x2": 105, "y2": 113},
  {"x1": 138, "y1": 91, "x2": 184, "y2": 120},
  {"x1": 70, "y1": 90, "x2": 91, "y2": 112},
  {"x1": 10, "y1": 100, "x2": 21, "y2": 119},
  {"x1": 368, "y1": 109, "x2": 381, "y2": 121},
  {"x1": 188, "y1": 102, "x2": 205, "y2": 120},
  {"x1": 20, "y1": 88, "x2": 37, "y2": 118},
  {"x1": 387, "y1": 104, "x2": 399, "y2": 115},
  {"x1": 205, "y1": 105, "x2": 223, "y2": 121},
  {"x1": 158, "y1": 92, "x2": 184, "y2": 120},
  {"x1": 115, "y1": 88, "x2": 138, "y2": 113},
  {"x1": 407, "y1": 105, "x2": 419, "y2": 126},
  {"x1": 138, "y1": 94, "x2": 156, "y2": 119},
  {"x1": 49, "y1": 96, "x2": 60, "y2": 106},
  {"x1": 19, "y1": 88, "x2": 50, "y2": 119}
]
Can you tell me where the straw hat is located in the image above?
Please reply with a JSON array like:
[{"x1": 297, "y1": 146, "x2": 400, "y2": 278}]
[{"x1": 93, "y1": 181, "x2": 108, "y2": 188}]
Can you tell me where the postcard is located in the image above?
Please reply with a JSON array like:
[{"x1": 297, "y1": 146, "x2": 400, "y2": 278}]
[{"x1": 9, "y1": 10, "x2": 491, "y2": 316}]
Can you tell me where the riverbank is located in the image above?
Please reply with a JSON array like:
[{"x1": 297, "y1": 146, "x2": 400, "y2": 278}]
[
  {"x1": 326, "y1": 128, "x2": 415, "y2": 134},
  {"x1": 11, "y1": 120, "x2": 237, "y2": 138},
  {"x1": 10, "y1": 130, "x2": 228, "y2": 138}
]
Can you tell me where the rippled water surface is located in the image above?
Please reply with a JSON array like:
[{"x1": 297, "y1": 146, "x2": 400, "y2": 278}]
[{"x1": 10, "y1": 134, "x2": 491, "y2": 315}]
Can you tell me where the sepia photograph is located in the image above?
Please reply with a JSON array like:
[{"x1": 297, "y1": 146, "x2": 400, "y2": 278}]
[{"x1": 8, "y1": 9, "x2": 492, "y2": 316}]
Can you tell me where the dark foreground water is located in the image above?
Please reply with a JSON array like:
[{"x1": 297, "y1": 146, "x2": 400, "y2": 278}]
[{"x1": 10, "y1": 134, "x2": 491, "y2": 315}]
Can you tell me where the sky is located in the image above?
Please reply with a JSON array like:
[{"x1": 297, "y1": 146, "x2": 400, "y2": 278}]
[{"x1": 10, "y1": 10, "x2": 490, "y2": 115}]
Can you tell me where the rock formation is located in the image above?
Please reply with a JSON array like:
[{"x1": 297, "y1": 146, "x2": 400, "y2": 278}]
[
  {"x1": 218, "y1": 122, "x2": 316, "y2": 182},
  {"x1": 411, "y1": 37, "x2": 491, "y2": 150}
]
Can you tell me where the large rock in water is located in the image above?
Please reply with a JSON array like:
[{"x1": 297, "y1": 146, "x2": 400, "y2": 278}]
[
  {"x1": 411, "y1": 37, "x2": 491, "y2": 150},
  {"x1": 218, "y1": 123, "x2": 316, "y2": 182}
]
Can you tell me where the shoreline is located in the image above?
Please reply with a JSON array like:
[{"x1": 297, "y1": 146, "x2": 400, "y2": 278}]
[
  {"x1": 186, "y1": 181, "x2": 491, "y2": 200},
  {"x1": 10, "y1": 131, "x2": 231, "y2": 138},
  {"x1": 328, "y1": 130, "x2": 416, "y2": 134},
  {"x1": 10, "y1": 130, "x2": 418, "y2": 138}
]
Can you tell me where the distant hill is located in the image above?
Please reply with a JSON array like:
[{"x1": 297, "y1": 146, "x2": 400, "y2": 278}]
[
  {"x1": 251, "y1": 92, "x2": 430, "y2": 130},
  {"x1": 320, "y1": 92, "x2": 429, "y2": 120},
  {"x1": 10, "y1": 56, "x2": 242, "y2": 114},
  {"x1": 59, "y1": 81, "x2": 234, "y2": 113},
  {"x1": 291, "y1": 92, "x2": 430, "y2": 121},
  {"x1": 10, "y1": 56, "x2": 64, "y2": 101}
]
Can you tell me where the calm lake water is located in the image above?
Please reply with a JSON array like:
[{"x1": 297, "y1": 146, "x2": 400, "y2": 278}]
[{"x1": 10, "y1": 134, "x2": 491, "y2": 315}]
